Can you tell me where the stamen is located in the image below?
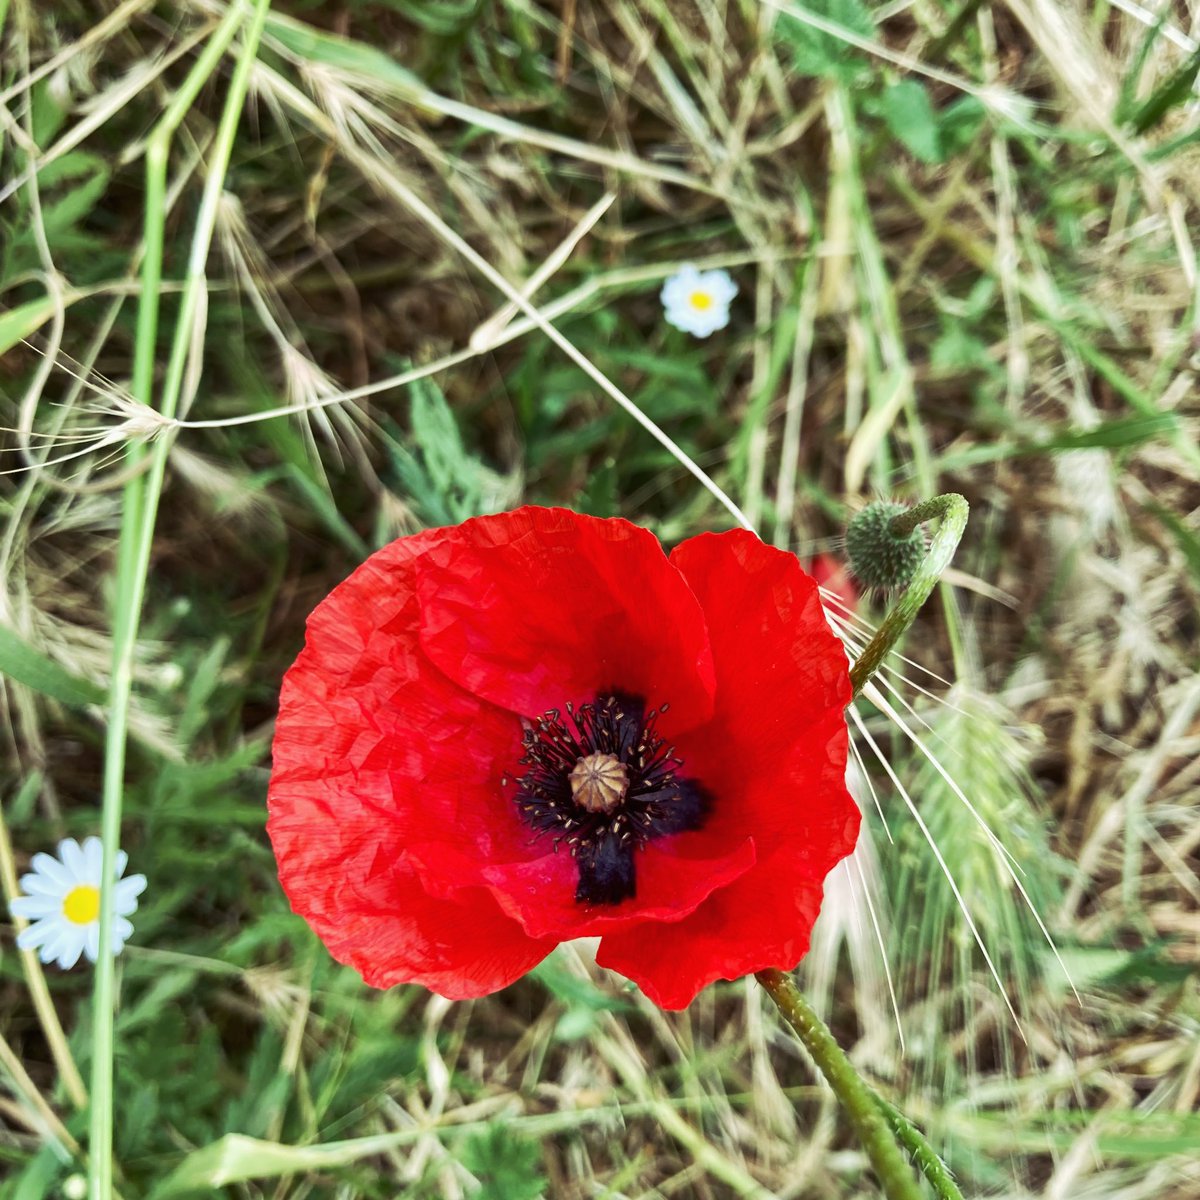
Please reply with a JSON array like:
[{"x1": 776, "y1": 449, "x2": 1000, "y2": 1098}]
[{"x1": 513, "y1": 692, "x2": 710, "y2": 906}]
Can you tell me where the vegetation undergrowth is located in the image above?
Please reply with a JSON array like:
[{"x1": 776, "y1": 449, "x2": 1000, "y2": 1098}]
[{"x1": 2, "y1": 0, "x2": 1199, "y2": 1196}]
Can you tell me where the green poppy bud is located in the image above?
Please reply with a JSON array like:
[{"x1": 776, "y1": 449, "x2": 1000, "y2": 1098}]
[{"x1": 845, "y1": 502, "x2": 927, "y2": 592}]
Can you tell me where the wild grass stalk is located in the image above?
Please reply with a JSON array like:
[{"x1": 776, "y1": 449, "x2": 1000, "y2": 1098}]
[{"x1": 90, "y1": 4, "x2": 269, "y2": 1195}]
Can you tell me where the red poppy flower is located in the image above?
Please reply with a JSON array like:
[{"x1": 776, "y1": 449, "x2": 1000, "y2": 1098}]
[{"x1": 268, "y1": 507, "x2": 857, "y2": 1010}]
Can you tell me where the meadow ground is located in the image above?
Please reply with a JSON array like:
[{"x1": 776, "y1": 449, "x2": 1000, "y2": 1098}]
[{"x1": 2, "y1": 1, "x2": 1199, "y2": 1197}]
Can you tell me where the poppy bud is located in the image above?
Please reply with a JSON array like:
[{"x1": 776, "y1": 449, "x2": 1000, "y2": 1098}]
[{"x1": 845, "y1": 502, "x2": 927, "y2": 592}]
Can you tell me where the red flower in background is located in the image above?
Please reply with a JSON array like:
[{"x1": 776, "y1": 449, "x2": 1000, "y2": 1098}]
[
  {"x1": 810, "y1": 553, "x2": 859, "y2": 617},
  {"x1": 268, "y1": 508, "x2": 857, "y2": 1010}
]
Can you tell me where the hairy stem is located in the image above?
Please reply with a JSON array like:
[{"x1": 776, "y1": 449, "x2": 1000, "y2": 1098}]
[
  {"x1": 873, "y1": 1092, "x2": 966, "y2": 1200},
  {"x1": 756, "y1": 969, "x2": 923, "y2": 1200},
  {"x1": 849, "y1": 493, "x2": 969, "y2": 699}
]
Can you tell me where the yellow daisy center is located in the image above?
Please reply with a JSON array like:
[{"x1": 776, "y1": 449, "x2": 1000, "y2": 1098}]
[
  {"x1": 689, "y1": 290, "x2": 714, "y2": 311},
  {"x1": 62, "y1": 884, "x2": 100, "y2": 925}
]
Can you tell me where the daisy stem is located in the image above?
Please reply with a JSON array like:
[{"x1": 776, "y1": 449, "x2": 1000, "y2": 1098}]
[
  {"x1": 89, "y1": 5, "x2": 269, "y2": 1198},
  {"x1": 849, "y1": 494, "x2": 969, "y2": 700},
  {"x1": 757, "y1": 969, "x2": 936, "y2": 1200}
]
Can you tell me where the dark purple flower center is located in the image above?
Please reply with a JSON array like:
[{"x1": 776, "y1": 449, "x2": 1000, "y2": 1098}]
[{"x1": 512, "y1": 693, "x2": 709, "y2": 906}]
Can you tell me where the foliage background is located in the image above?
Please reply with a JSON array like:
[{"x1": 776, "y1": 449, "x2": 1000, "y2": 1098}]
[{"x1": 2, "y1": 0, "x2": 1199, "y2": 1196}]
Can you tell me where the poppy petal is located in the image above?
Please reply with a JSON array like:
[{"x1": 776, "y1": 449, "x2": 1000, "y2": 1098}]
[
  {"x1": 302, "y1": 862, "x2": 552, "y2": 998},
  {"x1": 405, "y1": 832, "x2": 757, "y2": 941},
  {"x1": 670, "y1": 529, "x2": 851, "y2": 749},
  {"x1": 592, "y1": 530, "x2": 857, "y2": 1007},
  {"x1": 670, "y1": 530, "x2": 853, "y2": 856},
  {"x1": 269, "y1": 527, "x2": 553, "y2": 995},
  {"x1": 414, "y1": 507, "x2": 716, "y2": 732},
  {"x1": 595, "y1": 852, "x2": 827, "y2": 1010}
]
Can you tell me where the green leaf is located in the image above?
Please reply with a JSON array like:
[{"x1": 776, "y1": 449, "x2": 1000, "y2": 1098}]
[
  {"x1": 263, "y1": 11, "x2": 424, "y2": 98},
  {"x1": 0, "y1": 295, "x2": 59, "y2": 355},
  {"x1": 0, "y1": 623, "x2": 105, "y2": 707},
  {"x1": 883, "y1": 80, "x2": 943, "y2": 163},
  {"x1": 945, "y1": 1109, "x2": 1200, "y2": 1159},
  {"x1": 930, "y1": 323, "x2": 992, "y2": 372},
  {"x1": 1128, "y1": 46, "x2": 1200, "y2": 134},
  {"x1": 1144, "y1": 501, "x2": 1200, "y2": 587},
  {"x1": 937, "y1": 95, "x2": 987, "y2": 157},
  {"x1": 29, "y1": 79, "x2": 68, "y2": 148},
  {"x1": 775, "y1": 0, "x2": 874, "y2": 82},
  {"x1": 387, "y1": 376, "x2": 514, "y2": 525},
  {"x1": 151, "y1": 1130, "x2": 425, "y2": 1197},
  {"x1": 460, "y1": 1124, "x2": 547, "y2": 1200},
  {"x1": 36, "y1": 150, "x2": 111, "y2": 236},
  {"x1": 377, "y1": 0, "x2": 486, "y2": 37}
]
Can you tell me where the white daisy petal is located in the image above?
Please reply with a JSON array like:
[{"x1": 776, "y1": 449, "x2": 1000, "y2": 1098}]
[
  {"x1": 114, "y1": 849, "x2": 128, "y2": 878},
  {"x1": 30, "y1": 852, "x2": 73, "y2": 889},
  {"x1": 39, "y1": 923, "x2": 75, "y2": 965},
  {"x1": 82, "y1": 836, "x2": 104, "y2": 881},
  {"x1": 111, "y1": 916, "x2": 134, "y2": 954},
  {"x1": 114, "y1": 874, "x2": 147, "y2": 915},
  {"x1": 17, "y1": 919, "x2": 57, "y2": 951},
  {"x1": 56, "y1": 934, "x2": 85, "y2": 970},
  {"x1": 84, "y1": 922, "x2": 102, "y2": 962},
  {"x1": 58, "y1": 838, "x2": 87, "y2": 878},
  {"x1": 710, "y1": 274, "x2": 739, "y2": 304},
  {"x1": 660, "y1": 268, "x2": 699, "y2": 308},
  {"x1": 10, "y1": 894, "x2": 62, "y2": 920},
  {"x1": 19, "y1": 871, "x2": 65, "y2": 898}
]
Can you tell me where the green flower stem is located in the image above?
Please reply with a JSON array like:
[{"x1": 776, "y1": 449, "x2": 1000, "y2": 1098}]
[
  {"x1": 848, "y1": 494, "x2": 969, "y2": 700},
  {"x1": 756, "y1": 969, "x2": 923, "y2": 1200},
  {"x1": 873, "y1": 1093, "x2": 966, "y2": 1200},
  {"x1": 89, "y1": 5, "x2": 269, "y2": 1198}
]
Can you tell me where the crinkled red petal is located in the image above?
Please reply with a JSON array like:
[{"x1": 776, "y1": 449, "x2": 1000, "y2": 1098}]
[
  {"x1": 594, "y1": 530, "x2": 858, "y2": 1008},
  {"x1": 405, "y1": 832, "x2": 757, "y2": 940},
  {"x1": 415, "y1": 507, "x2": 716, "y2": 732},
  {"x1": 595, "y1": 852, "x2": 828, "y2": 1009},
  {"x1": 268, "y1": 529, "x2": 554, "y2": 996}
]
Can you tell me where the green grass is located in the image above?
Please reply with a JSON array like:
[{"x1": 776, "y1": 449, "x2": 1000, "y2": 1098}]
[{"x1": 3, "y1": 0, "x2": 1200, "y2": 1196}]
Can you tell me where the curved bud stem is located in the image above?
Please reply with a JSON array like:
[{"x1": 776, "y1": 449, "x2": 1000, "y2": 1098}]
[{"x1": 849, "y1": 493, "x2": 969, "y2": 700}]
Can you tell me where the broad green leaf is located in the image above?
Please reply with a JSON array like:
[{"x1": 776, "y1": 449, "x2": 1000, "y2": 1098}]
[
  {"x1": 938, "y1": 95, "x2": 987, "y2": 156},
  {"x1": 775, "y1": 0, "x2": 874, "y2": 82},
  {"x1": 0, "y1": 623, "x2": 105, "y2": 707},
  {"x1": 460, "y1": 1124, "x2": 547, "y2": 1200},
  {"x1": 883, "y1": 80, "x2": 943, "y2": 163},
  {"x1": 36, "y1": 150, "x2": 111, "y2": 235},
  {"x1": 151, "y1": 1130, "x2": 424, "y2": 1197},
  {"x1": 0, "y1": 295, "x2": 59, "y2": 355},
  {"x1": 263, "y1": 12, "x2": 424, "y2": 98}
]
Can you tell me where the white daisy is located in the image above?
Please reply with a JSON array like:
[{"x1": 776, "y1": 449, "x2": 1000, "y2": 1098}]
[
  {"x1": 9, "y1": 837, "x2": 146, "y2": 969},
  {"x1": 660, "y1": 265, "x2": 738, "y2": 338}
]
